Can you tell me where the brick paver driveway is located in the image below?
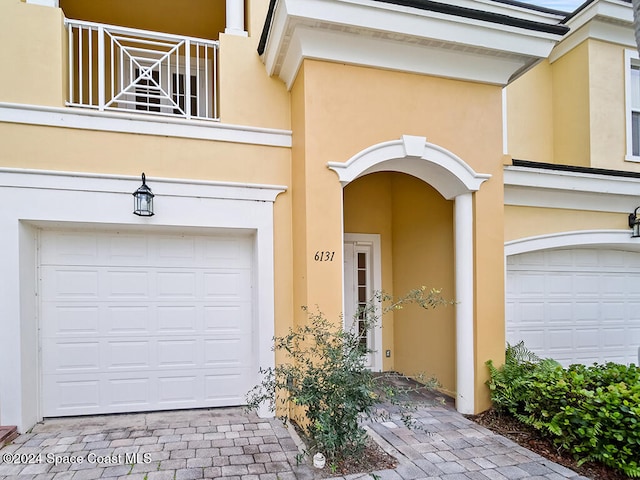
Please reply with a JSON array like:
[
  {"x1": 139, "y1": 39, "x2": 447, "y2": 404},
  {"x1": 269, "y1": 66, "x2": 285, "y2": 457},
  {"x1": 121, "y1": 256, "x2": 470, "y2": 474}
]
[{"x1": 0, "y1": 408, "x2": 314, "y2": 480}]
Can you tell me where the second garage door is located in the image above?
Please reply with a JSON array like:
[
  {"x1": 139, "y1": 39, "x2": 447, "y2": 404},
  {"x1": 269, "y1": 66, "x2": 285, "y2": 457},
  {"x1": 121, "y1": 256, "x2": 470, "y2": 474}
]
[
  {"x1": 506, "y1": 247, "x2": 640, "y2": 366},
  {"x1": 40, "y1": 229, "x2": 254, "y2": 417}
]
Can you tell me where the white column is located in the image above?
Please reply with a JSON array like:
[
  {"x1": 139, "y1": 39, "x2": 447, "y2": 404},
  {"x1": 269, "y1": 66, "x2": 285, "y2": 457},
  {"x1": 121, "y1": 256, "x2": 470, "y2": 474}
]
[
  {"x1": 26, "y1": 0, "x2": 59, "y2": 6},
  {"x1": 225, "y1": 0, "x2": 248, "y2": 37},
  {"x1": 454, "y1": 192, "x2": 475, "y2": 414}
]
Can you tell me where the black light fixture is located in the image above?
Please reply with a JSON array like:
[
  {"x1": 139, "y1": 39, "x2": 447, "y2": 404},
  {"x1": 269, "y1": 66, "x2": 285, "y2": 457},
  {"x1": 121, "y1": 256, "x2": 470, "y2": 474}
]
[
  {"x1": 133, "y1": 173, "x2": 154, "y2": 216},
  {"x1": 629, "y1": 206, "x2": 640, "y2": 237}
]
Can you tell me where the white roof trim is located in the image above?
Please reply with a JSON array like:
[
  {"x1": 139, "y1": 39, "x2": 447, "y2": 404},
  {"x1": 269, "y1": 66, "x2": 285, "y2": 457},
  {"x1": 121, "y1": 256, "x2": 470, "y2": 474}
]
[
  {"x1": 504, "y1": 165, "x2": 640, "y2": 213},
  {"x1": 550, "y1": 0, "x2": 633, "y2": 62},
  {"x1": 262, "y1": 0, "x2": 565, "y2": 88}
]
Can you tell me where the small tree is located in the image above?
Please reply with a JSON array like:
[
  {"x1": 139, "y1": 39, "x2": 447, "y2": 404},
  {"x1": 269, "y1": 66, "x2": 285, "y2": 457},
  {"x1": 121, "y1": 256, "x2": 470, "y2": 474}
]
[{"x1": 246, "y1": 287, "x2": 450, "y2": 462}]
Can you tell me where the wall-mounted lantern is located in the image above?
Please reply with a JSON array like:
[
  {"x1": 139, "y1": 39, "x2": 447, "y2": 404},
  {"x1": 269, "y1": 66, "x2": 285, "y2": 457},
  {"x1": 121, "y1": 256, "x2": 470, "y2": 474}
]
[
  {"x1": 629, "y1": 207, "x2": 640, "y2": 237},
  {"x1": 133, "y1": 173, "x2": 154, "y2": 216}
]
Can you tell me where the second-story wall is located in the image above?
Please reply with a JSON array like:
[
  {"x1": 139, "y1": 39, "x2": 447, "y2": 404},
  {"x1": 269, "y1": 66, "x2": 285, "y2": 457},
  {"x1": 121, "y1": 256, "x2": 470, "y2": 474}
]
[
  {"x1": 507, "y1": 8, "x2": 640, "y2": 174},
  {"x1": 0, "y1": 0, "x2": 66, "y2": 106}
]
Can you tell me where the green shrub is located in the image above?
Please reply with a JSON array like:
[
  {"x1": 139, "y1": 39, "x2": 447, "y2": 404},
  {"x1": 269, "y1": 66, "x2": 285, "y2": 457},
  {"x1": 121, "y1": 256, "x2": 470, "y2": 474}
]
[
  {"x1": 487, "y1": 343, "x2": 640, "y2": 478},
  {"x1": 246, "y1": 287, "x2": 449, "y2": 462}
]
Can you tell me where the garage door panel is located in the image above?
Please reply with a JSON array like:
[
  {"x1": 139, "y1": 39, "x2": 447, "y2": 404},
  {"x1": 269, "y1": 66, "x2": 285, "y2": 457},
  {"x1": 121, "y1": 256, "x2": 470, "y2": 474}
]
[
  {"x1": 602, "y1": 302, "x2": 625, "y2": 319},
  {"x1": 43, "y1": 340, "x2": 100, "y2": 373},
  {"x1": 157, "y1": 306, "x2": 198, "y2": 332},
  {"x1": 40, "y1": 230, "x2": 255, "y2": 417},
  {"x1": 204, "y1": 370, "x2": 253, "y2": 403},
  {"x1": 574, "y1": 274, "x2": 599, "y2": 294},
  {"x1": 547, "y1": 274, "x2": 572, "y2": 295},
  {"x1": 107, "y1": 306, "x2": 151, "y2": 333},
  {"x1": 106, "y1": 377, "x2": 151, "y2": 408},
  {"x1": 40, "y1": 305, "x2": 100, "y2": 337},
  {"x1": 41, "y1": 269, "x2": 99, "y2": 299},
  {"x1": 575, "y1": 329, "x2": 599, "y2": 349},
  {"x1": 547, "y1": 302, "x2": 573, "y2": 320},
  {"x1": 203, "y1": 271, "x2": 251, "y2": 300},
  {"x1": 507, "y1": 248, "x2": 639, "y2": 366},
  {"x1": 574, "y1": 303, "x2": 599, "y2": 321},
  {"x1": 204, "y1": 338, "x2": 251, "y2": 368},
  {"x1": 204, "y1": 304, "x2": 251, "y2": 333},
  {"x1": 107, "y1": 340, "x2": 150, "y2": 370}
]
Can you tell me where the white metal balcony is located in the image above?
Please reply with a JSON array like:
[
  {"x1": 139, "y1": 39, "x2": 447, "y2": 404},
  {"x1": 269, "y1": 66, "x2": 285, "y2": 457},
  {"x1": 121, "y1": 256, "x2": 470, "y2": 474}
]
[{"x1": 65, "y1": 19, "x2": 219, "y2": 121}]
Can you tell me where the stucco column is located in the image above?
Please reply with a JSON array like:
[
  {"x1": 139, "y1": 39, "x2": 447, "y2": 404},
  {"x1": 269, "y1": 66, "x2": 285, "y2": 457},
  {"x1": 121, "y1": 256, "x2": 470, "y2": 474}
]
[
  {"x1": 454, "y1": 192, "x2": 475, "y2": 414},
  {"x1": 225, "y1": 0, "x2": 248, "y2": 37},
  {"x1": 25, "y1": 0, "x2": 58, "y2": 6}
]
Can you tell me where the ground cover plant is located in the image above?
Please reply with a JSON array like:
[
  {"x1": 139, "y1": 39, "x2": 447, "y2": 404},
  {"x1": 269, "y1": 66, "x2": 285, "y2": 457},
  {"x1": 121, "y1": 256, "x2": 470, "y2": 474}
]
[
  {"x1": 246, "y1": 287, "x2": 449, "y2": 470},
  {"x1": 486, "y1": 343, "x2": 640, "y2": 478}
]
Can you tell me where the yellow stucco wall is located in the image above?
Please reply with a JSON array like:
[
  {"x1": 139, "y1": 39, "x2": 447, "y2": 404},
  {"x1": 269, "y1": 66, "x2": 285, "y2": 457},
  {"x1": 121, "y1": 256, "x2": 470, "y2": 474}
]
[
  {"x1": 0, "y1": 0, "x2": 66, "y2": 106},
  {"x1": 218, "y1": 34, "x2": 290, "y2": 129},
  {"x1": 507, "y1": 60, "x2": 555, "y2": 163},
  {"x1": 505, "y1": 205, "x2": 627, "y2": 242},
  {"x1": 552, "y1": 42, "x2": 591, "y2": 167},
  {"x1": 390, "y1": 174, "x2": 456, "y2": 394},
  {"x1": 343, "y1": 173, "x2": 396, "y2": 372},
  {"x1": 589, "y1": 40, "x2": 626, "y2": 170},
  {"x1": 293, "y1": 59, "x2": 505, "y2": 412}
]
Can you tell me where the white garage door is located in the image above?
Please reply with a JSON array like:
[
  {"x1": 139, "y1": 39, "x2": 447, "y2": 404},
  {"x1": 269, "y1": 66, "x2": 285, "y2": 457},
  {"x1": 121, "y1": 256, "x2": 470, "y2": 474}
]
[
  {"x1": 40, "y1": 229, "x2": 254, "y2": 417},
  {"x1": 506, "y1": 248, "x2": 640, "y2": 366}
]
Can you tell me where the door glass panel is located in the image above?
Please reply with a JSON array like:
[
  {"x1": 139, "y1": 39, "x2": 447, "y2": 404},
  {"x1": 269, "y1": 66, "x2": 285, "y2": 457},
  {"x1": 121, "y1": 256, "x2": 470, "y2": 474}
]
[{"x1": 357, "y1": 252, "x2": 368, "y2": 350}]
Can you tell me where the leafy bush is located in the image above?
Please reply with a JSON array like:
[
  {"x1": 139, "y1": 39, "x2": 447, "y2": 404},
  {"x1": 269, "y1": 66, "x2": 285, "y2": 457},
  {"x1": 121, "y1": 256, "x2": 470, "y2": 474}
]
[
  {"x1": 246, "y1": 287, "x2": 449, "y2": 462},
  {"x1": 487, "y1": 343, "x2": 640, "y2": 478}
]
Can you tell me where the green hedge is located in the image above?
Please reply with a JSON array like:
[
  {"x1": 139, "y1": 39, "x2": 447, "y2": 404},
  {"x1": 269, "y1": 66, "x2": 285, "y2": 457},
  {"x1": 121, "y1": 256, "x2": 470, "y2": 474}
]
[{"x1": 487, "y1": 343, "x2": 640, "y2": 478}]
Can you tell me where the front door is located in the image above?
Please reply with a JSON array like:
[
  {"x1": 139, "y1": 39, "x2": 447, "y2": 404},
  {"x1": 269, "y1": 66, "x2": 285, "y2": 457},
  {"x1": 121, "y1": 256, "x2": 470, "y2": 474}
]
[{"x1": 343, "y1": 233, "x2": 382, "y2": 371}]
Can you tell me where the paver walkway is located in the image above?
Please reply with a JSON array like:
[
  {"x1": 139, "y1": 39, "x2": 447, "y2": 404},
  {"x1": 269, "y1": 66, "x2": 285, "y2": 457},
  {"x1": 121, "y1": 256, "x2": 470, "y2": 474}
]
[
  {"x1": 0, "y1": 404, "x2": 590, "y2": 480},
  {"x1": 357, "y1": 404, "x2": 591, "y2": 480}
]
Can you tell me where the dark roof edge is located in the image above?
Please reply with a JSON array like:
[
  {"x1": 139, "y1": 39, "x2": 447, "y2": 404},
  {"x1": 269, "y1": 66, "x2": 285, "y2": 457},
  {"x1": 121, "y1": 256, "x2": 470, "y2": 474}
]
[
  {"x1": 511, "y1": 159, "x2": 640, "y2": 179},
  {"x1": 257, "y1": 0, "x2": 570, "y2": 56},
  {"x1": 257, "y1": 0, "x2": 277, "y2": 56},
  {"x1": 373, "y1": 0, "x2": 569, "y2": 35},
  {"x1": 561, "y1": 0, "x2": 597, "y2": 24}
]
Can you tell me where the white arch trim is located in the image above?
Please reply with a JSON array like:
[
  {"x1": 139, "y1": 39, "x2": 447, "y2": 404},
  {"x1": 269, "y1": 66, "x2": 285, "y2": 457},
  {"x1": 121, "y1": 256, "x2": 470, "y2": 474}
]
[
  {"x1": 505, "y1": 230, "x2": 640, "y2": 256},
  {"x1": 327, "y1": 135, "x2": 491, "y2": 200}
]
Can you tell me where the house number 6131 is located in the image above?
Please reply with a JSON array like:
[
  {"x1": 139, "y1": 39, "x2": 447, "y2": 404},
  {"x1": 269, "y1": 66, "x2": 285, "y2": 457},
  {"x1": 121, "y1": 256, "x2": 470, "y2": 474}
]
[{"x1": 314, "y1": 251, "x2": 335, "y2": 262}]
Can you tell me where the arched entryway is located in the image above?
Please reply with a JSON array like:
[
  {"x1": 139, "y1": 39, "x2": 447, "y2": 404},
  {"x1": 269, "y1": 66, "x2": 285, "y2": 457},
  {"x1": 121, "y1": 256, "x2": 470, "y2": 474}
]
[{"x1": 329, "y1": 135, "x2": 490, "y2": 414}]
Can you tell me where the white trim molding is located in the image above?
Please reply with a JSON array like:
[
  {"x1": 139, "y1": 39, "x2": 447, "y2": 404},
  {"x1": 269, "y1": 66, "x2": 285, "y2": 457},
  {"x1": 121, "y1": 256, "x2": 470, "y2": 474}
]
[
  {"x1": 343, "y1": 233, "x2": 383, "y2": 372},
  {"x1": 261, "y1": 0, "x2": 565, "y2": 89},
  {"x1": 0, "y1": 169, "x2": 285, "y2": 431},
  {"x1": 225, "y1": 0, "x2": 248, "y2": 36},
  {"x1": 0, "y1": 102, "x2": 292, "y2": 148},
  {"x1": 550, "y1": 0, "x2": 634, "y2": 63},
  {"x1": 505, "y1": 229, "x2": 640, "y2": 256},
  {"x1": 329, "y1": 135, "x2": 491, "y2": 200},
  {"x1": 454, "y1": 193, "x2": 475, "y2": 415},
  {"x1": 625, "y1": 49, "x2": 640, "y2": 162},
  {"x1": 504, "y1": 164, "x2": 640, "y2": 213}
]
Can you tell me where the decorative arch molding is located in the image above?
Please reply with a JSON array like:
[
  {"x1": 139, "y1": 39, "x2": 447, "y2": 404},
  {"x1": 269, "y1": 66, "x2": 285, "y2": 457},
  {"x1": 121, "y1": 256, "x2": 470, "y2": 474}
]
[
  {"x1": 505, "y1": 230, "x2": 640, "y2": 256},
  {"x1": 327, "y1": 135, "x2": 491, "y2": 199}
]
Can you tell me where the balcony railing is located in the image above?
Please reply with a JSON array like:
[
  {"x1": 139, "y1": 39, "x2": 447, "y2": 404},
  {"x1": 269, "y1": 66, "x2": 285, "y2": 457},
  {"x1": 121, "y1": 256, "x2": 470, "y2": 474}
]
[{"x1": 65, "y1": 19, "x2": 219, "y2": 121}]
